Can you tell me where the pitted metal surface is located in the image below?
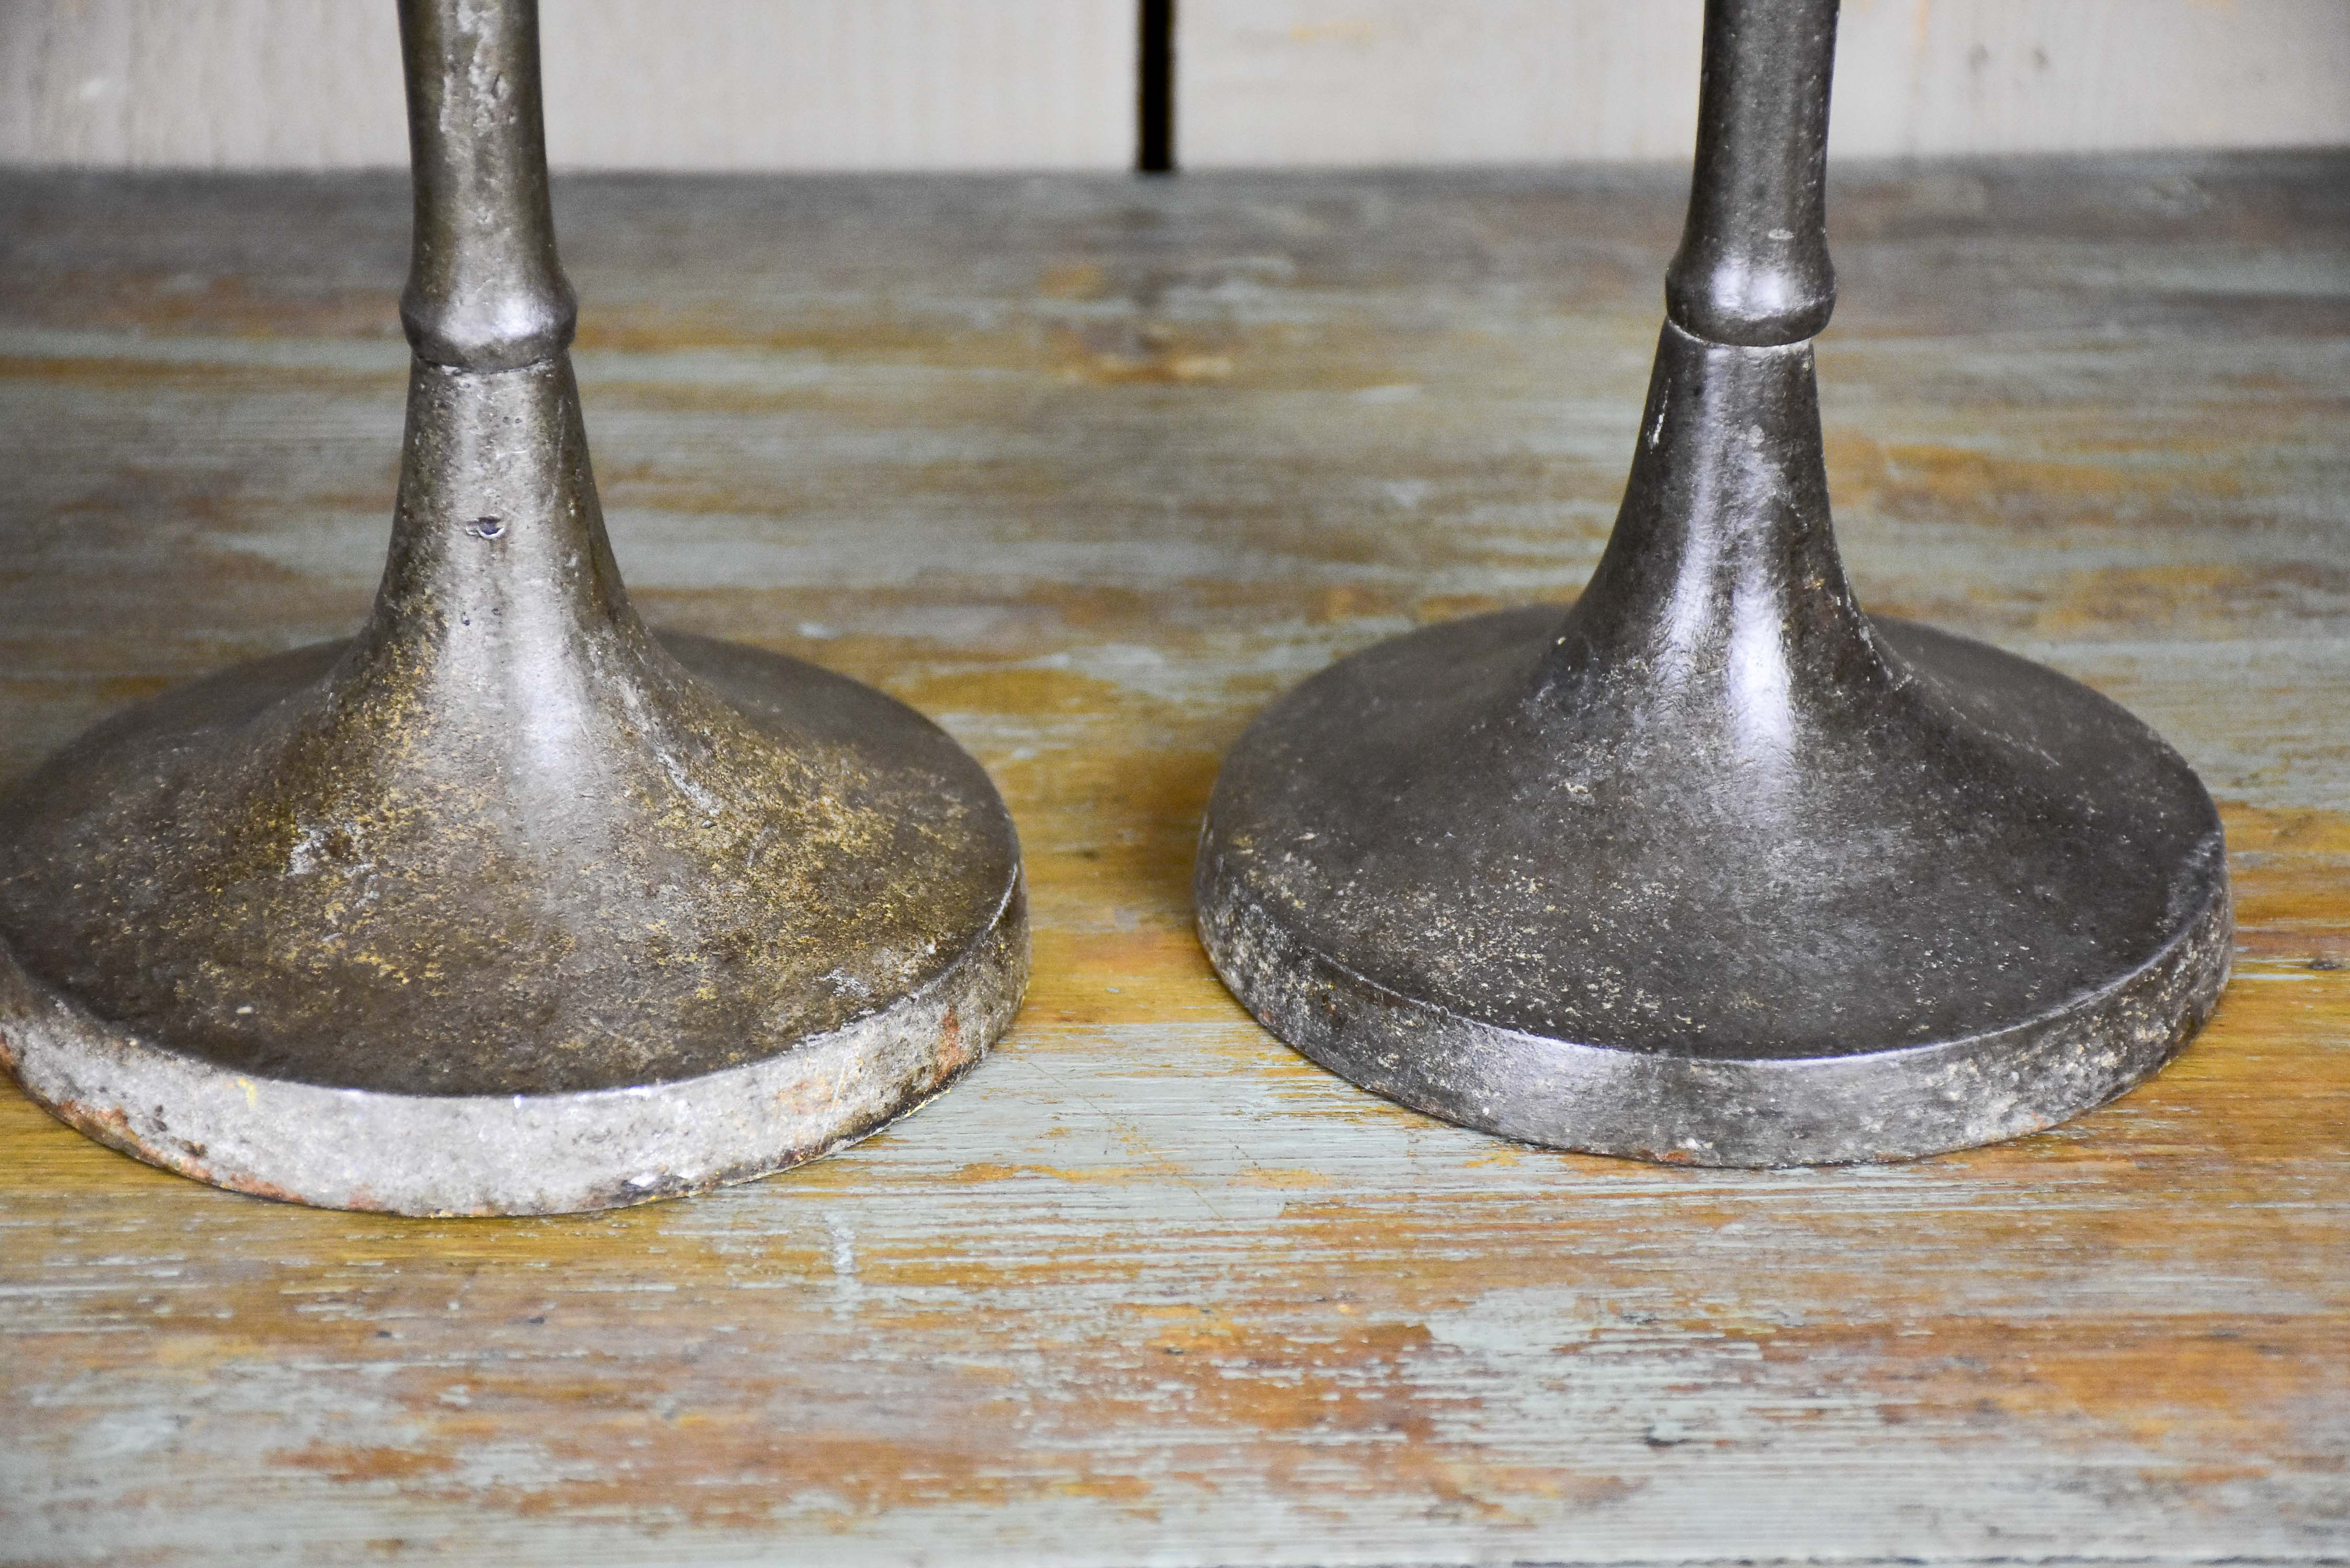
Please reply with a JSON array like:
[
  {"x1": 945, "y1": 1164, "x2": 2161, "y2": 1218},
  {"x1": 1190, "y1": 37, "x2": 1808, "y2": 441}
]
[
  {"x1": 1195, "y1": 598, "x2": 2230, "y2": 1165},
  {"x1": 0, "y1": 0, "x2": 1029, "y2": 1213},
  {"x1": 1194, "y1": 0, "x2": 2230, "y2": 1165}
]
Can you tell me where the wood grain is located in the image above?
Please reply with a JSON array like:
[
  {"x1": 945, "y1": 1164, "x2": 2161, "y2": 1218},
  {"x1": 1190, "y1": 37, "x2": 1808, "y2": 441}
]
[{"x1": 0, "y1": 154, "x2": 2345, "y2": 1565}]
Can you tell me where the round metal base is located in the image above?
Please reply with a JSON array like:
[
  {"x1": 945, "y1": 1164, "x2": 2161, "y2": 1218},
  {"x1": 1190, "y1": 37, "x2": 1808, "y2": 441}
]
[
  {"x1": 1196, "y1": 608, "x2": 2230, "y2": 1167},
  {"x1": 0, "y1": 632, "x2": 1028, "y2": 1215}
]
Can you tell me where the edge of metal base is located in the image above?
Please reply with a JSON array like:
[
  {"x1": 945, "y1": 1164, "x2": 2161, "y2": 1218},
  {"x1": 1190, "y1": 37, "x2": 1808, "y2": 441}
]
[
  {"x1": 0, "y1": 874, "x2": 1026, "y2": 1215},
  {"x1": 1197, "y1": 863, "x2": 2228, "y2": 1166}
]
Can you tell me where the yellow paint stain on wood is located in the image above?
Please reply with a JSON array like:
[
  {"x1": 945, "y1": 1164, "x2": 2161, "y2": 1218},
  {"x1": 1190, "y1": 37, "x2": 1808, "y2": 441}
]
[
  {"x1": 2222, "y1": 801, "x2": 2350, "y2": 963},
  {"x1": 2033, "y1": 562, "x2": 2350, "y2": 639},
  {"x1": 1830, "y1": 435, "x2": 2249, "y2": 513}
]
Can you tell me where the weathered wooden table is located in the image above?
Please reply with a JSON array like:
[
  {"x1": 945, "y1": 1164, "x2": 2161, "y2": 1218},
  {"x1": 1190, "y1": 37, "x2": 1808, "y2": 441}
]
[{"x1": 2, "y1": 154, "x2": 2344, "y2": 1567}]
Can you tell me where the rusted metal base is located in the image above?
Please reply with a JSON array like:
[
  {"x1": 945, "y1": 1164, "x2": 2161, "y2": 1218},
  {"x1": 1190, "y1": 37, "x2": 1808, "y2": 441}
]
[
  {"x1": 0, "y1": 0, "x2": 1031, "y2": 1216},
  {"x1": 0, "y1": 626, "x2": 1027, "y2": 1216},
  {"x1": 1195, "y1": 326, "x2": 2230, "y2": 1168}
]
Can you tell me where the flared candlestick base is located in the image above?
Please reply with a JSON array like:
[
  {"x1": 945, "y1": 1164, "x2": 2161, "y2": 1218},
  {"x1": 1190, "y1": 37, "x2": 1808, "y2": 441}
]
[
  {"x1": 0, "y1": 0, "x2": 1029, "y2": 1215},
  {"x1": 1196, "y1": 608, "x2": 2227, "y2": 1166},
  {"x1": 0, "y1": 356, "x2": 1028, "y2": 1215},
  {"x1": 1194, "y1": 327, "x2": 2227, "y2": 1166},
  {"x1": 0, "y1": 630, "x2": 1027, "y2": 1215}
]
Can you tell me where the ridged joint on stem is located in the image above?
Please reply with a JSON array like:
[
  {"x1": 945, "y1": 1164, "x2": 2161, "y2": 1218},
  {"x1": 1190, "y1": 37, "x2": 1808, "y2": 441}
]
[
  {"x1": 398, "y1": 0, "x2": 576, "y2": 372},
  {"x1": 1543, "y1": 318, "x2": 1867, "y2": 707},
  {"x1": 1665, "y1": 0, "x2": 1840, "y2": 348}
]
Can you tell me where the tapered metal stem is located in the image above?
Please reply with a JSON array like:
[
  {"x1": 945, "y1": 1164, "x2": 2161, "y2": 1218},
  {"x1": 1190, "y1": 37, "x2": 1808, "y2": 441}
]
[
  {"x1": 397, "y1": 0, "x2": 574, "y2": 370},
  {"x1": 1540, "y1": 0, "x2": 1866, "y2": 770},
  {"x1": 1667, "y1": 0, "x2": 1838, "y2": 346}
]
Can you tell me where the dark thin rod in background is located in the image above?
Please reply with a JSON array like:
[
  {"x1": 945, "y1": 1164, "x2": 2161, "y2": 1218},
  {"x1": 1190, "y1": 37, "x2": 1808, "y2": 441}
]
[{"x1": 1139, "y1": 0, "x2": 1174, "y2": 172}]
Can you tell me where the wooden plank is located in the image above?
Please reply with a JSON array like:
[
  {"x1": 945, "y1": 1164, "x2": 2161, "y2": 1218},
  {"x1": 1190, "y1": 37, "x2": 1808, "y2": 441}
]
[{"x1": 0, "y1": 154, "x2": 2346, "y2": 1565}]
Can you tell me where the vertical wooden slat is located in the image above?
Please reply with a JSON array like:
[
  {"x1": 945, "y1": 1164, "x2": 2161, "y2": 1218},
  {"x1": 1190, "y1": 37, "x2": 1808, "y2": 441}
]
[
  {"x1": 0, "y1": 0, "x2": 1138, "y2": 171},
  {"x1": 1175, "y1": 0, "x2": 2350, "y2": 168},
  {"x1": 7, "y1": 0, "x2": 2346, "y2": 171}
]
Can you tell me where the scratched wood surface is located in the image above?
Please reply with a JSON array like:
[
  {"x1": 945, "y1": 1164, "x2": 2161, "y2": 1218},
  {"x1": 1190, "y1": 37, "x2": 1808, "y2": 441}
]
[{"x1": 1, "y1": 155, "x2": 2345, "y2": 1567}]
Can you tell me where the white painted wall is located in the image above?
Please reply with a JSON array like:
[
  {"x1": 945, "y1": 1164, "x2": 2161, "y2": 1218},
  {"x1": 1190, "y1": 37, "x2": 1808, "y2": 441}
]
[
  {"x1": 0, "y1": 0, "x2": 1137, "y2": 169},
  {"x1": 2, "y1": 0, "x2": 2345, "y2": 171},
  {"x1": 1179, "y1": 0, "x2": 2350, "y2": 166}
]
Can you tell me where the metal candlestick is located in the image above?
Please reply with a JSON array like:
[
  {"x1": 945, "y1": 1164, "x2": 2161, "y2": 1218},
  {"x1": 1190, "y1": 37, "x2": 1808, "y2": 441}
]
[
  {"x1": 1194, "y1": 0, "x2": 2228, "y2": 1166},
  {"x1": 0, "y1": 0, "x2": 1028, "y2": 1214}
]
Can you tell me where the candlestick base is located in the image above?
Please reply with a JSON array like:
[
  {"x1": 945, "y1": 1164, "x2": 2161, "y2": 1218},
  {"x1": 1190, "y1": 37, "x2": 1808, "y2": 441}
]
[
  {"x1": 0, "y1": 630, "x2": 1027, "y2": 1216},
  {"x1": 1, "y1": 0, "x2": 1029, "y2": 1216},
  {"x1": 1197, "y1": 605, "x2": 2228, "y2": 1166},
  {"x1": 1196, "y1": 327, "x2": 2228, "y2": 1167}
]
